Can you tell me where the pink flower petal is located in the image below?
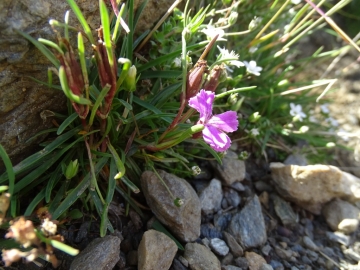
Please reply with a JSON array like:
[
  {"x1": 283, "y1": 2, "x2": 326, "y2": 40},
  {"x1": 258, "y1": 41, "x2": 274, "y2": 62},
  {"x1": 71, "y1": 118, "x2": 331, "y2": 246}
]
[
  {"x1": 202, "y1": 125, "x2": 231, "y2": 152},
  {"x1": 208, "y1": 111, "x2": 238, "y2": 132},
  {"x1": 188, "y1": 90, "x2": 214, "y2": 122}
]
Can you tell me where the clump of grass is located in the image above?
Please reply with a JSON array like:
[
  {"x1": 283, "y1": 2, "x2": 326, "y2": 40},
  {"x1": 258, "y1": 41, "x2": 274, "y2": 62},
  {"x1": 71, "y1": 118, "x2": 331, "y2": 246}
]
[{"x1": 0, "y1": 0, "x2": 357, "y2": 266}]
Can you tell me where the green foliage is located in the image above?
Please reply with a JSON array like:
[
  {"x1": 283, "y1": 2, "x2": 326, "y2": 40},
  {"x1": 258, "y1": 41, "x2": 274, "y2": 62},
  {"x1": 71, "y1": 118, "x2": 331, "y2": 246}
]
[{"x1": 0, "y1": 0, "x2": 353, "y2": 242}]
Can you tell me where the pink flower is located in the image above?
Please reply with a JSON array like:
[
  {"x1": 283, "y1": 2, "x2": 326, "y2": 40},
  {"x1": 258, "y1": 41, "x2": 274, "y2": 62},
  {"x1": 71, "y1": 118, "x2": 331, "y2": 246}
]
[{"x1": 189, "y1": 90, "x2": 238, "y2": 152}]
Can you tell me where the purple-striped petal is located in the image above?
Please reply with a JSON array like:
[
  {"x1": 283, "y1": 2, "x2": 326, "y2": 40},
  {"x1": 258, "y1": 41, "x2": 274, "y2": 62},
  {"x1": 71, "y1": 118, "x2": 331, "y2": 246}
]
[
  {"x1": 208, "y1": 111, "x2": 238, "y2": 132},
  {"x1": 188, "y1": 90, "x2": 214, "y2": 122},
  {"x1": 202, "y1": 125, "x2": 231, "y2": 152}
]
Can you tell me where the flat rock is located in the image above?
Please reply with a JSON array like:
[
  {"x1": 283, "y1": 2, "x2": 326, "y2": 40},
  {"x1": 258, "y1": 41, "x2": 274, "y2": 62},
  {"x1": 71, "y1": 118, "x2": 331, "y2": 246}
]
[
  {"x1": 209, "y1": 238, "x2": 229, "y2": 256},
  {"x1": 223, "y1": 231, "x2": 243, "y2": 257},
  {"x1": 138, "y1": 230, "x2": 177, "y2": 270},
  {"x1": 245, "y1": 251, "x2": 267, "y2": 270},
  {"x1": 70, "y1": 235, "x2": 121, "y2": 270},
  {"x1": 270, "y1": 162, "x2": 360, "y2": 214},
  {"x1": 227, "y1": 195, "x2": 267, "y2": 249},
  {"x1": 211, "y1": 151, "x2": 246, "y2": 185},
  {"x1": 198, "y1": 178, "x2": 223, "y2": 214},
  {"x1": 183, "y1": 242, "x2": 221, "y2": 270},
  {"x1": 322, "y1": 199, "x2": 360, "y2": 234},
  {"x1": 141, "y1": 170, "x2": 201, "y2": 242}
]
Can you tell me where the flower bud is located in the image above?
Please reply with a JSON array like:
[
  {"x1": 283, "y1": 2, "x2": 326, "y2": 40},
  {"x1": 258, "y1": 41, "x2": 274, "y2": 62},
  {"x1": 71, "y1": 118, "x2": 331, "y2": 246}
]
[
  {"x1": 65, "y1": 159, "x2": 79, "y2": 180},
  {"x1": 227, "y1": 93, "x2": 238, "y2": 106},
  {"x1": 249, "y1": 17, "x2": 262, "y2": 31},
  {"x1": 239, "y1": 151, "x2": 250, "y2": 160},
  {"x1": 186, "y1": 60, "x2": 207, "y2": 100},
  {"x1": 228, "y1": 12, "x2": 238, "y2": 26},
  {"x1": 123, "y1": 65, "x2": 137, "y2": 92},
  {"x1": 249, "y1": 112, "x2": 261, "y2": 123},
  {"x1": 191, "y1": 166, "x2": 201, "y2": 176},
  {"x1": 203, "y1": 65, "x2": 225, "y2": 92}
]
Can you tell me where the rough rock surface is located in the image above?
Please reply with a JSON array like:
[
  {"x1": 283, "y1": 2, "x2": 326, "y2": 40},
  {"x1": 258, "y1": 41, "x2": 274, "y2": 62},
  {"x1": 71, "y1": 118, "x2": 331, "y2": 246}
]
[
  {"x1": 227, "y1": 195, "x2": 267, "y2": 249},
  {"x1": 270, "y1": 162, "x2": 360, "y2": 214},
  {"x1": 322, "y1": 199, "x2": 360, "y2": 234},
  {"x1": 138, "y1": 229, "x2": 177, "y2": 270},
  {"x1": 245, "y1": 251, "x2": 267, "y2": 270},
  {"x1": 211, "y1": 151, "x2": 246, "y2": 185},
  {"x1": 0, "y1": 0, "x2": 174, "y2": 166},
  {"x1": 198, "y1": 178, "x2": 223, "y2": 214},
  {"x1": 183, "y1": 242, "x2": 221, "y2": 270},
  {"x1": 141, "y1": 170, "x2": 201, "y2": 242},
  {"x1": 70, "y1": 235, "x2": 121, "y2": 270}
]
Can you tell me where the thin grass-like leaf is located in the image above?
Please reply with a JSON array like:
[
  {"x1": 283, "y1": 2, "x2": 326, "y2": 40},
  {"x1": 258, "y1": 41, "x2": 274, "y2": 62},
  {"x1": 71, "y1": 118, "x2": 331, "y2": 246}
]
[
  {"x1": 59, "y1": 66, "x2": 92, "y2": 105},
  {"x1": 0, "y1": 128, "x2": 79, "y2": 184},
  {"x1": 51, "y1": 157, "x2": 108, "y2": 219},
  {"x1": 140, "y1": 70, "x2": 182, "y2": 79},
  {"x1": 57, "y1": 112, "x2": 78, "y2": 135},
  {"x1": 89, "y1": 84, "x2": 111, "y2": 126},
  {"x1": 27, "y1": 76, "x2": 62, "y2": 90},
  {"x1": 115, "y1": 186, "x2": 144, "y2": 218},
  {"x1": 133, "y1": 96, "x2": 172, "y2": 123},
  {"x1": 196, "y1": 140, "x2": 222, "y2": 164},
  {"x1": 107, "y1": 141, "x2": 126, "y2": 179},
  {"x1": 127, "y1": 0, "x2": 134, "y2": 60},
  {"x1": 151, "y1": 219, "x2": 184, "y2": 250},
  {"x1": 0, "y1": 145, "x2": 14, "y2": 196},
  {"x1": 38, "y1": 38, "x2": 64, "y2": 55},
  {"x1": 120, "y1": 176, "x2": 140, "y2": 193},
  {"x1": 99, "y1": 0, "x2": 114, "y2": 67},
  {"x1": 48, "y1": 183, "x2": 66, "y2": 214},
  {"x1": 66, "y1": 0, "x2": 95, "y2": 44},
  {"x1": 24, "y1": 189, "x2": 45, "y2": 216},
  {"x1": 16, "y1": 30, "x2": 60, "y2": 68}
]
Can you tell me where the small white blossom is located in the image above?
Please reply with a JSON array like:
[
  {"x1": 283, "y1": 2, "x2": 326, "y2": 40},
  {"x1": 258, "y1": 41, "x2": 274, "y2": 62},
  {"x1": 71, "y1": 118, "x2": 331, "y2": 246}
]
[
  {"x1": 290, "y1": 103, "x2": 306, "y2": 122},
  {"x1": 291, "y1": 0, "x2": 301, "y2": 4},
  {"x1": 217, "y1": 46, "x2": 244, "y2": 67},
  {"x1": 326, "y1": 117, "x2": 339, "y2": 127},
  {"x1": 320, "y1": 103, "x2": 330, "y2": 114},
  {"x1": 250, "y1": 128, "x2": 260, "y2": 136},
  {"x1": 243, "y1": 60, "x2": 263, "y2": 76},
  {"x1": 173, "y1": 57, "x2": 181, "y2": 68},
  {"x1": 309, "y1": 115, "x2": 318, "y2": 123},
  {"x1": 249, "y1": 46, "x2": 258, "y2": 54},
  {"x1": 191, "y1": 166, "x2": 201, "y2": 176},
  {"x1": 202, "y1": 25, "x2": 226, "y2": 41}
]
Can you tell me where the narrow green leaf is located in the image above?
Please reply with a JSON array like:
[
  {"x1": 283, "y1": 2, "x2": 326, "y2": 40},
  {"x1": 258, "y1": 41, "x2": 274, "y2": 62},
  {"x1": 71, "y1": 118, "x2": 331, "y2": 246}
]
[
  {"x1": 0, "y1": 145, "x2": 14, "y2": 196},
  {"x1": 59, "y1": 66, "x2": 92, "y2": 105},
  {"x1": 38, "y1": 38, "x2": 64, "y2": 55},
  {"x1": 57, "y1": 112, "x2": 78, "y2": 135},
  {"x1": 127, "y1": 0, "x2": 134, "y2": 60},
  {"x1": 0, "y1": 128, "x2": 79, "y2": 184},
  {"x1": 24, "y1": 189, "x2": 45, "y2": 216},
  {"x1": 16, "y1": 30, "x2": 60, "y2": 68},
  {"x1": 49, "y1": 239, "x2": 79, "y2": 256},
  {"x1": 197, "y1": 140, "x2": 222, "y2": 164},
  {"x1": 66, "y1": 0, "x2": 95, "y2": 44},
  {"x1": 120, "y1": 176, "x2": 140, "y2": 193},
  {"x1": 99, "y1": 0, "x2": 114, "y2": 67},
  {"x1": 51, "y1": 157, "x2": 108, "y2": 219},
  {"x1": 88, "y1": 84, "x2": 111, "y2": 126},
  {"x1": 151, "y1": 220, "x2": 184, "y2": 250},
  {"x1": 107, "y1": 141, "x2": 126, "y2": 179}
]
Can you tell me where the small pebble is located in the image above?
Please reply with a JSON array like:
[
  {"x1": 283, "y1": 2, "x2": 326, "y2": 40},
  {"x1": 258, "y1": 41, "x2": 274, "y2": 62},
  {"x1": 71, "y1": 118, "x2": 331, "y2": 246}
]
[
  {"x1": 307, "y1": 250, "x2": 318, "y2": 261},
  {"x1": 269, "y1": 260, "x2": 284, "y2": 270},
  {"x1": 303, "y1": 236, "x2": 318, "y2": 251},
  {"x1": 210, "y1": 238, "x2": 229, "y2": 256},
  {"x1": 262, "y1": 244, "x2": 272, "y2": 256},
  {"x1": 230, "y1": 182, "x2": 245, "y2": 192},
  {"x1": 301, "y1": 255, "x2": 312, "y2": 265},
  {"x1": 260, "y1": 264, "x2": 274, "y2": 270},
  {"x1": 291, "y1": 244, "x2": 305, "y2": 255},
  {"x1": 234, "y1": 257, "x2": 249, "y2": 269}
]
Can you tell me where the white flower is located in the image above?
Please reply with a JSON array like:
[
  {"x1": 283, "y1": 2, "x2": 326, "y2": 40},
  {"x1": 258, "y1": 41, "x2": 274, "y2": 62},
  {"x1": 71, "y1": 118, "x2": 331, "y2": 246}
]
[
  {"x1": 290, "y1": 103, "x2": 306, "y2": 122},
  {"x1": 309, "y1": 115, "x2": 318, "y2": 123},
  {"x1": 250, "y1": 128, "x2": 260, "y2": 136},
  {"x1": 320, "y1": 103, "x2": 330, "y2": 114},
  {"x1": 326, "y1": 117, "x2": 339, "y2": 127},
  {"x1": 243, "y1": 60, "x2": 263, "y2": 76},
  {"x1": 217, "y1": 46, "x2": 244, "y2": 67},
  {"x1": 202, "y1": 25, "x2": 226, "y2": 41},
  {"x1": 249, "y1": 46, "x2": 258, "y2": 54},
  {"x1": 291, "y1": 0, "x2": 301, "y2": 4},
  {"x1": 337, "y1": 128, "x2": 350, "y2": 141},
  {"x1": 173, "y1": 57, "x2": 181, "y2": 68}
]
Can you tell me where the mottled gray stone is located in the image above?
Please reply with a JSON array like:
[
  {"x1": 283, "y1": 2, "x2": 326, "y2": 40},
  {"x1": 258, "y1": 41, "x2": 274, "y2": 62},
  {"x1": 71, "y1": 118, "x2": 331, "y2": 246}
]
[
  {"x1": 138, "y1": 230, "x2": 177, "y2": 270},
  {"x1": 210, "y1": 238, "x2": 229, "y2": 256},
  {"x1": 184, "y1": 243, "x2": 221, "y2": 270},
  {"x1": 198, "y1": 178, "x2": 223, "y2": 214},
  {"x1": 223, "y1": 231, "x2": 243, "y2": 257},
  {"x1": 141, "y1": 170, "x2": 201, "y2": 242},
  {"x1": 70, "y1": 235, "x2": 121, "y2": 270},
  {"x1": 227, "y1": 195, "x2": 267, "y2": 249},
  {"x1": 211, "y1": 151, "x2": 246, "y2": 185},
  {"x1": 283, "y1": 153, "x2": 308, "y2": 166}
]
